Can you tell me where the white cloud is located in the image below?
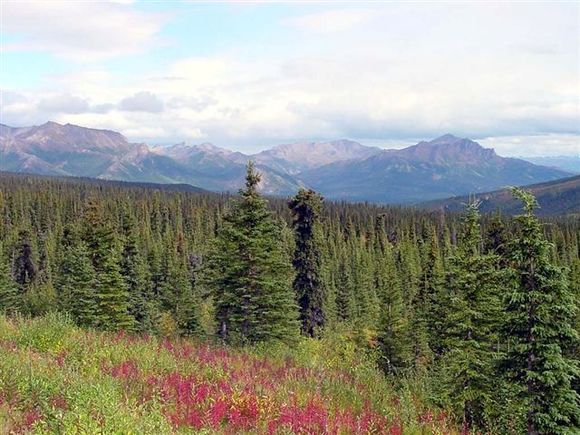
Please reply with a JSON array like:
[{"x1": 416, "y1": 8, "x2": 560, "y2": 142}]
[
  {"x1": 479, "y1": 134, "x2": 580, "y2": 157},
  {"x1": 38, "y1": 94, "x2": 90, "y2": 114},
  {"x1": 118, "y1": 92, "x2": 164, "y2": 113},
  {"x1": 283, "y1": 9, "x2": 374, "y2": 33},
  {"x1": 2, "y1": 3, "x2": 578, "y2": 156},
  {"x1": 3, "y1": 1, "x2": 166, "y2": 60}
]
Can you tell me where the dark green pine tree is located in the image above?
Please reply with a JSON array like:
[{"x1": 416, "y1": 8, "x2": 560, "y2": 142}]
[
  {"x1": 205, "y1": 162, "x2": 299, "y2": 344},
  {"x1": 335, "y1": 241, "x2": 357, "y2": 323},
  {"x1": 57, "y1": 226, "x2": 97, "y2": 327},
  {"x1": 484, "y1": 213, "x2": 508, "y2": 260},
  {"x1": 421, "y1": 227, "x2": 446, "y2": 356},
  {"x1": 501, "y1": 188, "x2": 579, "y2": 435},
  {"x1": 177, "y1": 252, "x2": 203, "y2": 335},
  {"x1": 120, "y1": 210, "x2": 154, "y2": 332},
  {"x1": 439, "y1": 202, "x2": 503, "y2": 430},
  {"x1": 399, "y1": 236, "x2": 431, "y2": 370},
  {"x1": 0, "y1": 243, "x2": 19, "y2": 314},
  {"x1": 13, "y1": 229, "x2": 37, "y2": 291},
  {"x1": 376, "y1": 233, "x2": 411, "y2": 374},
  {"x1": 83, "y1": 200, "x2": 134, "y2": 331},
  {"x1": 289, "y1": 188, "x2": 326, "y2": 337}
]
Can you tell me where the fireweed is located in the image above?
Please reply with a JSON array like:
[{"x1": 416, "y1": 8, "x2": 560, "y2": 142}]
[{"x1": 0, "y1": 314, "x2": 456, "y2": 434}]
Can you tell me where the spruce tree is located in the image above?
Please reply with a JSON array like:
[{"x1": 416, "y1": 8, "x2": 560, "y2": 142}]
[
  {"x1": 83, "y1": 200, "x2": 134, "y2": 331},
  {"x1": 376, "y1": 238, "x2": 410, "y2": 374},
  {"x1": 177, "y1": 253, "x2": 203, "y2": 335},
  {"x1": 14, "y1": 229, "x2": 36, "y2": 290},
  {"x1": 440, "y1": 202, "x2": 503, "y2": 430},
  {"x1": 335, "y1": 242, "x2": 357, "y2": 322},
  {"x1": 0, "y1": 244, "x2": 19, "y2": 314},
  {"x1": 205, "y1": 162, "x2": 299, "y2": 344},
  {"x1": 120, "y1": 210, "x2": 153, "y2": 331},
  {"x1": 421, "y1": 227, "x2": 446, "y2": 355},
  {"x1": 289, "y1": 188, "x2": 325, "y2": 337},
  {"x1": 57, "y1": 227, "x2": 97, "y2": 327},
  {"x1": 399, "y1": 236, "x2": 431, "y2": 369},
  {"x1": 501, "y1": 188, "x2": 579, "y2": 434}
]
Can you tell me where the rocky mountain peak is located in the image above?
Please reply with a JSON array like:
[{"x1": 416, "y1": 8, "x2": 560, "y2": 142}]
[{"x1": 394, "y1": 135, "x2": 498, "y2": 164}]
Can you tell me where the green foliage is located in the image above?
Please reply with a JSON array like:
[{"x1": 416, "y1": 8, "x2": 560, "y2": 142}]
[
  {"x1": 0, "y1": 244, "x2": 19, "y2": 314},
  {"x1": 0, "y1": 172, "x2": 578, "y2": 434},
  {"x1": 438, "y1": 202, "x2": 504, "y2": 429},
  {"x1": 57, "y1": 227, "x2": 97, "y2": 326},
  {"x1": 289, "y1": 188, "x2": 326, "y2": 337},
  {"x1": 205, "y1": 163, "x2": 299, "y2": 344},
  {"x1": 13, "y1": 229, "x2": 37, "y2": 291},
  {"x1": 120, "y1": 210, "x2": 154, "y2": 331},
  {"x1": 501, "y1": 188, "x2": 580, "y2": 434},
  {"x1": 0, "y1": 314, "x2": 449, "y2": 434},
  {"x1": 83, "y1": 200, "x2": 134, "y2": 331}
]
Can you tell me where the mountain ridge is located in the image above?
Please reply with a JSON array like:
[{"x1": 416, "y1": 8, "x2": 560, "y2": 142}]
[{"x1": 0, "y1": 122, "x2": 572, "y2": 204}]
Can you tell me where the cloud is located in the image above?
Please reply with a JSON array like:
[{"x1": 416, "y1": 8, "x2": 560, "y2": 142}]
[
  {"x1": 118, "y1": 92, "x2": 164, "y2": 113},
  {"x1": 283, "y1": 9, "x2": 374, "y2": 33},
  {"x1": 2, "y1": 3, "x2": 578, "y2": 156},
  {"x1": 38, "y1": 94, "x2": 90, "y2": 114},
  {"x1": 168, "y1": 95, "x2": 218, "y2": 111},
  {"x1": 2, "y1": 90, "x2": 28, "y2": 105},
  {"x1": 478, "y1": 134, "x2": 580, "y2": 157},
  {"x1": 3, "y1": 1, "x2": 166, "y2": 60},
  {"x1": 92, "y1": 104, "x2": 116, "y2": 114}
]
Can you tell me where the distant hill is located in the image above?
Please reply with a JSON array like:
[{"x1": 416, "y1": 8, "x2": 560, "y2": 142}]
[
  {"x1": 0, "y1": 171, "x2": 210, "y2": 194},
  {"x1": 520, "y1": 156, "x2": 580, "y2": 174},
  {"x1": 420, "y1": 175, "x2": 580, "y2": 216},
  {"x1": 1, "y1": 122, "x2": 572, "y2": 204}
]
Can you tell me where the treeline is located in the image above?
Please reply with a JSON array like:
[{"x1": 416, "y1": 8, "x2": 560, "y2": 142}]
[{"x1": 0, "y1": 169, "x2": 578, "y2": 433}]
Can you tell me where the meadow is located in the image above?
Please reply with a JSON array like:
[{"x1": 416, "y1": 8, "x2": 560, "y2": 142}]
[{"x1": 0, "y1": 314, "x2": 454, "y2": 434}]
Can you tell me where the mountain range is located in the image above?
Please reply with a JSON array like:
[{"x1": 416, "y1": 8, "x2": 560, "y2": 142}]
[{"x1": 0, "y1": 121, "x2": 572, "y2": 204}]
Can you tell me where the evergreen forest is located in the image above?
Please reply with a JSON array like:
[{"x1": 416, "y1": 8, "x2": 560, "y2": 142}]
[{"x1": 0, "y1": 168, "x2": 578, "y2": 434}]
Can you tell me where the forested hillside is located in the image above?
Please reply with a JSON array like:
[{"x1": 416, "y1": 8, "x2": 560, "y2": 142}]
[
  {"x1": 0, "y1": 169, "x2": 578, "y2": 433},
  {"x1": 421, "y1": 175, "x2": 580, "y2": 216}
]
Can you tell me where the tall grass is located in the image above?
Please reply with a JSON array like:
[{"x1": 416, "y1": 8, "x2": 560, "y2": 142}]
[{"x1": 0, "y1": 314, "x2": 455, "y2": 434}]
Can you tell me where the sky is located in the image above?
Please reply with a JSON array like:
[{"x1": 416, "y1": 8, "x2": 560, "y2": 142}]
[{"x1": 1, "y1": 1, "x2": 579, "y2": 156}]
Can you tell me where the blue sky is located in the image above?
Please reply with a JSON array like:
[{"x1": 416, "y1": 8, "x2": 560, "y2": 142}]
[{"x1": 1, "y1": 1, "x2": 579, "y2": 156}]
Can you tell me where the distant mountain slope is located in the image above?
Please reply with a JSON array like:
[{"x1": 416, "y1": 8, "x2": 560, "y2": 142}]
[
  {"x1": 0, "y1": 122, "x2": 573, "y2": 205},
  {"x1": 251, "y1": 139, "x2": 381, "y2": 175},
  {"x1": 152, "y1": 142, "x2": 301, "y2": 194},
  {"x1": 420, "y1": 175, "x2": 580, "y2": 216},
  {"x1": 300, "y1": 135, "x2": 571, "y2": 204},
  {"x1": 0, "y1": 170, "x2": 210, "y2": 195},
  {"x1": 520, "y1": 156, "x2": 580, "y2": 174},
  {"x1": 0, "y1": 122, "x2": 300, "y2": 195}
]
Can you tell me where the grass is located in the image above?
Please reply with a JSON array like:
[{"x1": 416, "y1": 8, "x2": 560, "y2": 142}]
[{"x1": 0, "y1": 314, "x2": 456, "y2": 434}]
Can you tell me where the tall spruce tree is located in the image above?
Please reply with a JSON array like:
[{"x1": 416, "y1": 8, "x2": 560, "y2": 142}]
[
  {"x1": 289, "y1": 188, "x2": 326, "y2": 337},
  {"x1": 501, "y1": 188, "x2": 579, "y2": 434},
  {"x1": 421, "y1": 227, "x2": 446, "y2": 355},
  {"x1": 336, "y1": 242, "x2": 357, "y2": 322},
  {"x1": 439, "y1": 202, "x2": 503, "y2": 430},
  {"x1": 14, "y1": 229, "x2": 36, "y2": 291},
  {"x1": 205, "y1": 162, "x2": 299, "y2": 344},
  {"x1": 57, "y1": 226, "x2": 97, "y2": 327},
  {"x1": 83, "y1": 200, "x2": 134, "y2": 331},
  {"x1": 120, "y1": 210, "x2": 153, "y2": 331},
  {"x1": 376, "y1": 234, "x2": 410, "y2": 374}
]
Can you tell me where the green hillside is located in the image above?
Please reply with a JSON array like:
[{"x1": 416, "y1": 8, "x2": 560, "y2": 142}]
[{"x1": 421, "y1": 175, "x2": 580, "y2": 216}]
